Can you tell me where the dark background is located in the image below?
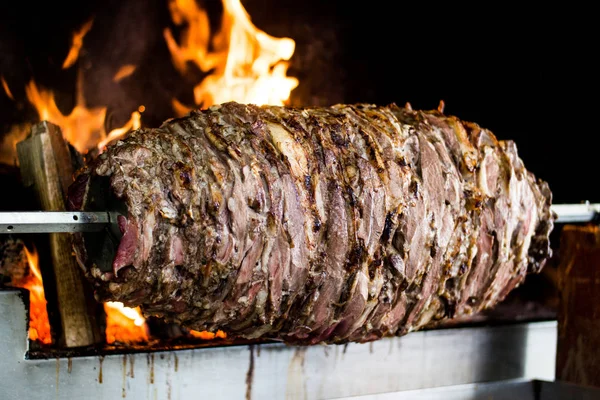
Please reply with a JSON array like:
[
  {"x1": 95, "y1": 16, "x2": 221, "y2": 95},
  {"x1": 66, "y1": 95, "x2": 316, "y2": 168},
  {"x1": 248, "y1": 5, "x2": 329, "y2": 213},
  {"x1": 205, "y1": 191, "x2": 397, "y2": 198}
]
[{"x1": 0, "y1": 0, "x2": 597, "y2": 203}]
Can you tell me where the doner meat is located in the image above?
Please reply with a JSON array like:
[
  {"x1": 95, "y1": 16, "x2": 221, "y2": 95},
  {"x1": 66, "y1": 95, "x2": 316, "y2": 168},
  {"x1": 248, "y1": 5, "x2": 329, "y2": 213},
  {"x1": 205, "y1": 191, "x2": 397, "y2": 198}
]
[{"x1": 68, "y1": 101, "x2": 554, "y2": 344}]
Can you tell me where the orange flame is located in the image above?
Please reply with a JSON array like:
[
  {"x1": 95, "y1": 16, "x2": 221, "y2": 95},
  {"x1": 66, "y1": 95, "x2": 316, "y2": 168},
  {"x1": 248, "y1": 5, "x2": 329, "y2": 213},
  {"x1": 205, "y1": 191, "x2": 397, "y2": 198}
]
[
  {"x1": 164, "y1": 0, "x2": 298, "y2": 113},
  {"x1": 7, "y1": 246, "x2": 52, "y2": 345},
  {"x1": 113, "y1": 64, "x2": 137, "y2": 82},
  {"x1": 96, "y1": 108, "x2": 143, "y2": 151},
  {"x1": 23, "y1": 246, "x2": 51, "y2": 344},
  {"x1": 1, "y1": 76, "x2": 15, "y2": 100},
  {"x1": 14, "y1": 19, "x2": 148, "y2": 343},
  {"x1": 62, "y1": 19, "x2": 94, "y2": 69},
  {"x1": 104, "y1": 302, "x2": 149, "y2": 345},
  {"x1": 25, "y1": 80, "x2": 142, "y2": 154},
  {"x1": 4, "y1": 0, "x2": 297, "y2": 345},
  {"x1": 189, "y1": 329, "x2": 227, "y2": 340}
]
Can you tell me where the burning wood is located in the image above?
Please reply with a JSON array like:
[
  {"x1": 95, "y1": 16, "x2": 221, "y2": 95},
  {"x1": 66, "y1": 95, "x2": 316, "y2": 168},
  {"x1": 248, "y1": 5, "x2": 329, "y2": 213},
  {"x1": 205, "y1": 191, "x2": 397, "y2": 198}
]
[{"x1": 17, "y1": 121, "x2": 103, "y2": 347}]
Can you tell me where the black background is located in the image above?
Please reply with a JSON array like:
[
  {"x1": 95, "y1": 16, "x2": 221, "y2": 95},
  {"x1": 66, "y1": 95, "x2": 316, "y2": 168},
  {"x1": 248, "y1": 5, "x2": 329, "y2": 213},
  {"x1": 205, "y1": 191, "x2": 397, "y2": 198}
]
[{"x1": 0, "y1": 0, "x2": 597, "y2": 203}]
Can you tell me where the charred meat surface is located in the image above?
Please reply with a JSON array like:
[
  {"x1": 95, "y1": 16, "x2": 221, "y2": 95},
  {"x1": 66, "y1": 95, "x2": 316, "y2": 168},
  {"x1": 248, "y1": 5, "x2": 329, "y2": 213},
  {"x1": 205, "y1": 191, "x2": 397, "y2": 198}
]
[{"x1": 69, "y1": 102, "x2": 554, "y2": 344}]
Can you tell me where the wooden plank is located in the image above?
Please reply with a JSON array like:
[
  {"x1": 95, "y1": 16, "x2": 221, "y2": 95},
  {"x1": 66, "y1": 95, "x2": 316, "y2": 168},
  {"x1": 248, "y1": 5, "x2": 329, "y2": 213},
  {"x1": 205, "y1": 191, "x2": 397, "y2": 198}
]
[
  {"x1": 17, "y1": 121, "x2": 102, "y2": 347},
  {"x1": 556, "y1": 224, "x2": 600, "y2": 387}
]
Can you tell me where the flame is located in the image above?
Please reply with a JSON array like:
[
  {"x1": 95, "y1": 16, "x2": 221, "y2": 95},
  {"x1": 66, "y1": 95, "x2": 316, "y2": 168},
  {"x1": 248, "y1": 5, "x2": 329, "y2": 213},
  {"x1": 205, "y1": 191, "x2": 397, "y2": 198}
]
[
  {"x1": 7, "y1": 246, "x2": 52, "y2": 345},
  {"x1": 22, "y1": 17, "x2": 140, "y2": 154},
  {"x1": 22, "y1": 246, "x2": 51, "y2": 344},
  {"x1": 24, "y1": 80, "x2": 141, "y2": 154},
  {"x1": 164, "y1": 0, "x2": 298, "y2": 113},
  {"x1": 1, "y1": 76, "x2": 15, "y2": 100},
  {"x1": 13, "y1": 21, "x2": 147, "y2": 344},
  {"x1": 96, "y1": 108, "x2": 143, "y2": 151},
  {"x1": 62, "y1": 19, "x2": 94, "y2": 69},
  {"x1": 189, "y1": 329, "x2": 227, "y2": 340},
  {"x1": 4, "y1": 0, "x2": 295, "y2": 346},
  {"x1": 113, "y1": 65, "x2": 137, "y2": 82},
  {"x1": 104, "y1": 302, "x2": 149, "y2": 345}
]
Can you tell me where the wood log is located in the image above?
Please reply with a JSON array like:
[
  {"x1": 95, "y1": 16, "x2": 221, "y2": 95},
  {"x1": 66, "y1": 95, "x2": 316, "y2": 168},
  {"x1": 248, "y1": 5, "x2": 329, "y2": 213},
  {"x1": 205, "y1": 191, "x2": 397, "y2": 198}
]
[
  {"x1": 556, "y1": 224, "x2": 600, "y2": 387},
  {"x1": 16, "y1": 121, "x2": 102, "y2": 347}
]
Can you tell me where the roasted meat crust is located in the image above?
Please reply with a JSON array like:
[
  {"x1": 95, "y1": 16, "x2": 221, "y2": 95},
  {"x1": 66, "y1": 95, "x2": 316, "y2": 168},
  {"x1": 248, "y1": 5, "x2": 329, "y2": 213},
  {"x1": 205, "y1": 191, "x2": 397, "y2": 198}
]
[{"x1": 69, "y1": 102, "x2": 553, "y2": 344}]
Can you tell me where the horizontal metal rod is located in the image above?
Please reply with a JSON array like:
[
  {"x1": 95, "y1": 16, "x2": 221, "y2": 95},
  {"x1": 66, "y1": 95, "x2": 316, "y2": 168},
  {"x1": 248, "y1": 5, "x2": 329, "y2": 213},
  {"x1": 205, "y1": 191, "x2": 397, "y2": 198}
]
[
  {"x1": 0, "y1": 211, "x2": 115, "y2": 234},
  {"x1": 0, "y1": 204, "x2": 597, "y2": 235},
  {"x1": 551, "y1": 203, "x2": 600, "y2": 224}
]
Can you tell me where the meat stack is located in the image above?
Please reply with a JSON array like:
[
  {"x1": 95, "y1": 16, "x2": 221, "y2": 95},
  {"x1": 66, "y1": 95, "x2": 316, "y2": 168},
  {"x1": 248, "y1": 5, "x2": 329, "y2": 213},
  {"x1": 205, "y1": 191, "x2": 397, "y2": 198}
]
[{"x1": 68, "y1": 102, "x2": 554, "y2": 344}]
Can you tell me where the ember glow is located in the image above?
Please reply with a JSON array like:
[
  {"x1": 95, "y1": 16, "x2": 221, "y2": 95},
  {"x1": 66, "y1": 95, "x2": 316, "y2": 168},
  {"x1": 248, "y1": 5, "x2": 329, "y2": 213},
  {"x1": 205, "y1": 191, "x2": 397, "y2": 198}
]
[
  {"x1": 190, "y1": 330, "x2": 227, "y2": 340},
  {"x1": 104, "y1": 302, "x2": 149, "y2": 345},
  {"x1": 7, "y1": 246, "x2": 52, "y2": 345},
  {"x1": 164, "y1": 0, "x2": 298, "y2": 113}
]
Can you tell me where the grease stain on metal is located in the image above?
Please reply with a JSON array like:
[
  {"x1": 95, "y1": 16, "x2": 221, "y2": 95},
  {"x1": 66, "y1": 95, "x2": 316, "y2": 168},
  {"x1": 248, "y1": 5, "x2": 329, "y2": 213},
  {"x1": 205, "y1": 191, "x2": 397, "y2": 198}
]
[
  {"x1": 369, "y1": 342, "x2": 374, "y2": 354},
  {"x1": 122, "y1": 354, "x2": 127, "y2": 398},
  {"x1": 246, "y1": 345, "x2": 255, "y2": 400},
  {"x1": 148, "y1": 354, "x2": 155, "y2": 384},
  {"x1": 129, "y1": 355, "x2": 135, "y2": 378},
  {"x1": 55, "y1": 358, "x2": 60, "y2": 396},
  {"x1": 343, "y1": 343, "x2": 349, "y2": 354},
  {"x1": 332, "y1": 345, "x2": 339, "y2": 369},
  {"x1": 166, "y1": 353, "x2": 172, "y2": 400},
  {"x1": 286, "y1": 347, "x2": 307, "y2": 399},
  {"x1": 98, "y1": 356, "x2": 104, "y2": 384},
  {"x1": 174, "y1": 354, "x2": 179, "y2": 372},
  {"x1": 67, "y1": 357, "x2": 72, "y2": 374}
]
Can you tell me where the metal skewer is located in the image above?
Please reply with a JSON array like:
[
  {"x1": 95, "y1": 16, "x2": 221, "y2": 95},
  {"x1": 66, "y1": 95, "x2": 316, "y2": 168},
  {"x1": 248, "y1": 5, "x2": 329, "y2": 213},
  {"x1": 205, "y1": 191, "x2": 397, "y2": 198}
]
[
  {"x1": 551, "y1": 203, "x2": 600, "y2": 224},
  {"x1": 0, "y1": 203, "x2": 598, "y2": 235},
  {"x1": 0, "y1": 211, "x2": 119, "y2": 234}
]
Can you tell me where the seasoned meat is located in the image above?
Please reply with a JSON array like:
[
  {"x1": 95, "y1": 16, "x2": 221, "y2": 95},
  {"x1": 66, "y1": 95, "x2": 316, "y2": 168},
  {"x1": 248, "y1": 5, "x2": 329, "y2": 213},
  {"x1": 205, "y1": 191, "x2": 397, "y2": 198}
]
[{"x1": 68, "y1": 102, "x2": 554, "y2": 344}]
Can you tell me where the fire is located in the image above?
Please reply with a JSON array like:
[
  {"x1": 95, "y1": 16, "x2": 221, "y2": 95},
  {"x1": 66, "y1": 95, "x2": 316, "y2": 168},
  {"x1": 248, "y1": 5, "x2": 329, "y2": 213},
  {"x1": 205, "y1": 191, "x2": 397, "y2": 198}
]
[
  {"x1": 104, "y1": 302, "x2": 149, "y2": 345},
  {"x1": 1, "y1": 76, "x2": 15, "y2": 100},
  {"x1": 113, "y1": 65, "x2": 137, "y2": 82},
  {"x1": 96, "y1": 108, "x2": 143, "y2": 151},
  {"x1": 7, "y1": 246, "x2": 52, "y2": 345},
  {"x1": 9, "y1": 18, "x2": 148, "y2": 345},
  {"x1": 4, "y1": 0, "x2": 299, "y2": 346},
  {"x1": 24, "y1": 80, "x2": 142, "y2": 154},
  {"x1": 62, "y1": 19, "x2": 94, "y2": 70},
  {"x1": 17, "y1": 14, "x2": 140, "y2": 154},
  {"x1": 189, "y1": 330, "x2": 227, "y2": 340},
  {"x1": 164, "y1": 0, "x2": 298, "y2": 113}
]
